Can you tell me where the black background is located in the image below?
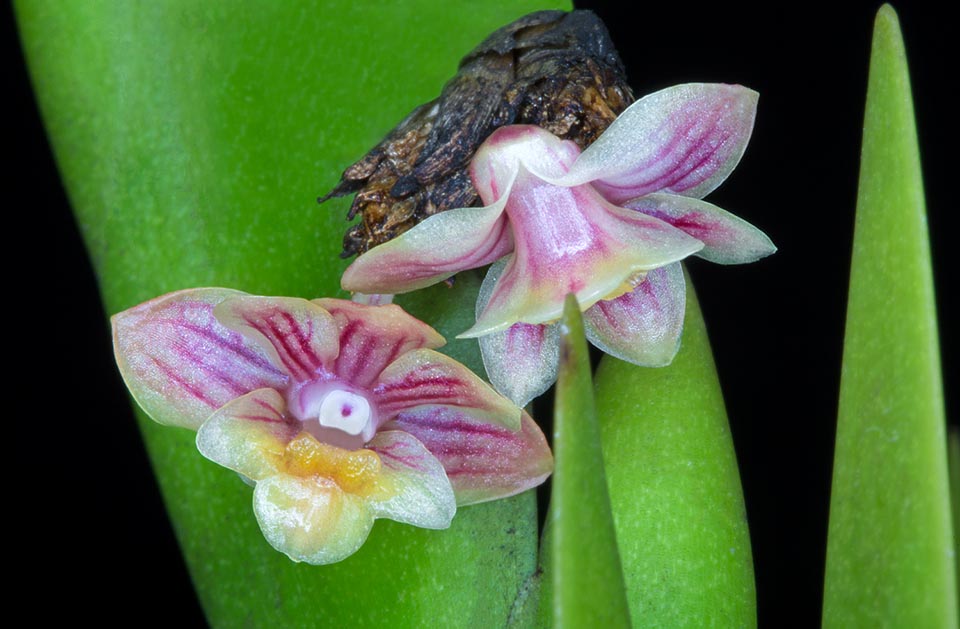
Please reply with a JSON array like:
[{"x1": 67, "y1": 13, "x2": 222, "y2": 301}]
[{"x1": 10, "y1": 1, "x2": 955, "y2": 626}]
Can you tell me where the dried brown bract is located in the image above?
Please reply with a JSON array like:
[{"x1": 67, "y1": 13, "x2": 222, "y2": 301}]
[{"x1": 320, "y1": 10, "x2": 635, "y2": 258}]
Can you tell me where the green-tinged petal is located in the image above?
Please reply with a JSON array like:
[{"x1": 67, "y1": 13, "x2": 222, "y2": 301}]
[
  {"x1": 214, "y1": 296, "x2": 340, "y2": 383},
  {"x1": 196, "y1": 388, "x2": 298, "y2": 481},
  {"x1": 477, "y1": 259, "x2": 560, "y2": 407},
  {"x1": 823, "y1": 6, "x2": 958, "y2": 627},
  {"x1": 254, "y1": 474, "x2": 373, "y2": 565},
  {"x1": 112, "y1": 288, "x2": 288, "y2": 429},
  {"x1": 559, "y1": 83, "x2": 758, "y2": 203},
  {"x1": 340, "y1": 196, "x2": 513, "y2": 295},
  {"x1": 594, "y1": 273, "x2": 756, "y2": 626},
  {"x1": 388, "y1": 408, "x2": 552, "y2": 506},
  {"x1": 624, "y1": 193, "x2": 776, "y2": 264},
  {"x1": 374, "y1": 348, "x2": 522, "y2": 430},
  {"x1": 365, "y1": 430, "x2": 456, "y2": 528},
  {"x1": 545, "y1": 294, "x2": 631, "y2": 628},
  {"x1": 313, "y1": 298, "x2": 445, "y2": 388},
  {"x1": 584, "y1": 262, "x2": 686, "y2": 367}
]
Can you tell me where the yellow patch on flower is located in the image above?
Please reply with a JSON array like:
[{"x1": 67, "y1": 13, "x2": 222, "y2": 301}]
[{"x1": 283, "y1": 432, "x2": 382, "y2": 494}]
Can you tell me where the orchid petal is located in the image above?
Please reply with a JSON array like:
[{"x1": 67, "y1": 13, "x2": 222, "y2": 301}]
[
  {"x1": 584, "y1": 263, "x2": 686, "y2": 367},
  {"x1": 373, "y1": 348, "x2": 522, "y2": 430},
  {"x1": 463, "y1": 178, "x2": 702, "y2": 336},
  {"x1": 387, "y1": 407, "x2": 553, "y2": 506},
  {"x1": 470, "y1": 124, "x2": 582, "y2": 204},
  {"x1": 213, "y1": 296, "x2": 340, "y2": 383},
  {"x1": 364, "y1": 430, "x2": 456, "y2": 529},
  {"x1": 253, "y1": 474, "x2": 373, "y2": 565},
  {"x1": 560, "y1": 83, "x2": 758, "y2": 202},
  {"x1": 624, "y1": 193, "x2": 777, "y2": 264},
  {"x1": 312, "y1": 298, "x2": 445, "y2": 388},
  {"x1": 340, "y1": 195, "x2": 513, "y2": 295},
  {"x1": 476, "y1": 259, "x2": 559, "y2": 407},
  {"x1": 112, "y1": 288, "x2": 289, "y2": 429},
  {"x1": 196, "y1": 388, "x2": 299, "y2": 481}
]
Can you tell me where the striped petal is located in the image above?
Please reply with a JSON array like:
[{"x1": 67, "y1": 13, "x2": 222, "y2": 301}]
[
  {"x1": 112, "y1": 288, "x2": 288, "y2": 429},
  {"x1": 364, "y1": 430, "x2": 456, "y2": 528},
  {"x1": 387, "y1": 407, "x2": 553, "y2": 506},
  {"x1": 253, "y1": 474, "x2": 373, "y2": 565},
  {"x1": 373, "y1": 348, "x2": 521, "y2": 430},
  {"x1": 462, "y1": 175, "x2": 702, "y2": 337},
  {"x1": 623, "y1": 192, "x2": 776, "y2": 264},
  {"x1": 476, "y1": 259, "x2": 559, "y2": 407},
  {"x1": 559, "y1": 83, "x2": 758, "y2": 202},
  {"x1": 196, "y1": 388, "x2": 299, "y2": 481},
  {"x1": 340, "y1": 195, "x2": 513, "y2": 295},
  {"x1": 584, "y1": 263, "x2": 686, "y2": 367},
  {"x1": 213, "y1": 296, "x2": 340, "y2": 383},
  {"x1": 313, "y1": 298, "x2": 445, "y2": 388}
]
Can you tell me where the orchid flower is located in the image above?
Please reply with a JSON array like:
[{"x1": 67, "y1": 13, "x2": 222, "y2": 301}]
[
  {"x1": 112, "y1": 289, "x2": 552, "y2": 564},
  {"x1": 341, "y1": 83, "x2": 776, "y2": 406}
]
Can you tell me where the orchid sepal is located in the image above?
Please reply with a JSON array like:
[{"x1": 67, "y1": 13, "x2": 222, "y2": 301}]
[
  {"x1": 557, "y1": 83, "x2": 759, "y2": 202},
  {"x1": 388, "y1": 407, "x2": 553, "y2": 506},
  {"x1": 583, "y1": 263, "x2": 687, "y2": 367},
  {"x1": 623, "y1": 193, "x2": 776, "y2": 264},
  {"x1": 374, "y1": 348, "x2": 522, "y2": 430},
  {"x1": 340, "y1": 194, "x2": 513, "y2": 295},
  {"x1": 111, "y1": 288, "x2": 288, "y2": 430}
]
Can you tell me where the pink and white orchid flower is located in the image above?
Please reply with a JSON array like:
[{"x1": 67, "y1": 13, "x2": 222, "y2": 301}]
[
  {"x1": 341, "y1": 83, "x2": 775, "y2": 406},
  {"x1": 112, "y1": 289, "x2": 552, "y2": 564}
]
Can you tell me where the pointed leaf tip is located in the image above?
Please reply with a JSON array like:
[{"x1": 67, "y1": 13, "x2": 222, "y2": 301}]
[
  {"x1": 823, "y1": 5, "x2": 957, "y2": 626},
  {"x1": 546, "y1": 293, "x2": 631, "y2": 628}
]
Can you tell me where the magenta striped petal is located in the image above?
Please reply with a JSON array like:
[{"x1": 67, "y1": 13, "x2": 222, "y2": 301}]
[
  {"x1": 364, "y1": 430, "x2": 456, "y2": 528},
  {"x1": 213, "y1": 296, "x2": 340, "y2": 383},
  {"x1": 584, "y1": 263, "x2": 686, "y2": 367},
  {"x1": 196, "y1": 388, "x2": 300, "y2": 480},
  {"x1": 340, "y1": 196, "x2": 514, "y2": 295},
  {"x1": 373, "y1": 348, "x2": 521, "y2": 430},
  {"x1": 386, "y1": 407, "x2": 552, "y2": 506},
  {"x1": 559, "y1": 83, "x2": 758, "y2": 203},
  {"x1": 312, "y1": 298, "x2": 445, "y2": 388},
  {"x1": 112, "y1": 288, "x2": 289, "y2": 429},
  {"x1": 476, "y1": 259, "x2": 559, "y2": 407},
  {"x1": 623, "y1": 193, "x2": 776, "y2": 264}
]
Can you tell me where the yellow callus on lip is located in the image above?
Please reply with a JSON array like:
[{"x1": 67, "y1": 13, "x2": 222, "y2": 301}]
[
  {"x1": 600, "y1": 271, "x2": 648, "y2": 302},
  {"x1": 283, "y1": 432, "x2": 382, "y2": 494}
]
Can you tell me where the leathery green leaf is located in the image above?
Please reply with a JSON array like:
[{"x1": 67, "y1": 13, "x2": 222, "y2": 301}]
[
  {"x1": 822, "y1": 6, "x2": 958, "y2": 627},
  {"x1": 545, "y1": 295, "x2": 631, "y2": 628},
  {"x1": 594, "y1": 272, "x2": 756, "y2": 626},
  {"x1": 16, "y1": 1, "x2": 566, "y2": 625}
]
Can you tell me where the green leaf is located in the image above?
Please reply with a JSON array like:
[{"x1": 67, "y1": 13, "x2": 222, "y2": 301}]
[
  {"x1": 950, "y1": 429, "x2": 960, "y2": 590},
  {"x1": 16, "y1": 1, "x2": 566, "y2": 626},
  {"x1": 544, "y1": 294, "x2": 631, "y2": 628},
  {"x1": 593, "y1": 272, "x2": 756, "y2": 626},
  {"x1": 822, "y1": 6, "x2": 958, "y2": 627}
]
